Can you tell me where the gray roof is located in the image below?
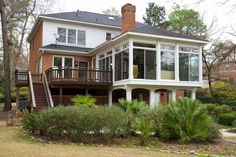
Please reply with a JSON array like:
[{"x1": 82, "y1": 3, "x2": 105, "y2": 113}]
[
  {"x1": 43, "y1": 11, "x2": 206, "y2": 42},
  {"x1": 130, "y1": 25, "x2": 206, "y2": 42},
  {"x1": 42, "y1": 44, "x2": 93, "y2": 52},
  {"x1": 43, "y1": 11, "x2": 146, "y2": 28}
]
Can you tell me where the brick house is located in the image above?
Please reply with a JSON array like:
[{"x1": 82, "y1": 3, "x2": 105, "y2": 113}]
[{"x1": 16, "y1": 4, "x2": 207, "y2": 111}]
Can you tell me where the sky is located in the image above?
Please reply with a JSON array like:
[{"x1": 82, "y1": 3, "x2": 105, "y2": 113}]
[{"x1": 51, "y1": 0, "x2": 236, "y2": 42}]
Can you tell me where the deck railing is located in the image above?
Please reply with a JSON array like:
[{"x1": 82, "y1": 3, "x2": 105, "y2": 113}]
[{"x1": 45, "y1": 68, "x2": 112, "y2": 84}]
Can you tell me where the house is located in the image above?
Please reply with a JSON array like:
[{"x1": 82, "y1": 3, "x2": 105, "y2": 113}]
[
  {"x1": 15, "y1": 3, "x2": 207, "y2": 111},
  {"x1": 218, "y1": 49, "x2": 236, "y2": 86}
]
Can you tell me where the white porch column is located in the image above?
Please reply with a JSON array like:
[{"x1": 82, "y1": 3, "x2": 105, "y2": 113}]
[
  {"x1": 112, "y1": 48, "x2": 115, "y2": 82},
  {"x1": 191, "y1": 89, "x2": 196, "y2": 100},
  {"x1": 175, "y1": 45, "x2": 179, "y2": 81},
  {"x1": 128, "y1": 39, "x2": 133, "y2": 80},
  {"x1": 155, "y1": 91, "x2": 160, "y2": 106},
  {"x1": 156, "y1": 42, "x2": 161, "y2": 80},
  {"x1": 149, "y1": 89, "x2": 155, "y2": 108},
  {"x1": 108, "y1": 89, "x2": 112, "y2": 106},
  {"x1": 171, "y1": 90, "x2": 176, "y2": 102},
  {"x1": 126, "y1": 87, "x2": 132, "y2": 102}
]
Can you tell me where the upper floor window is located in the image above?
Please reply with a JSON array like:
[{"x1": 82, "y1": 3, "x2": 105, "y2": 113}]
[
  {"x1": 161, "y1": 44, "x2": 175, "y2": 80},
  {"x1": 68, "y1": 29, "x2": 76, "y2": 44},
  {"x1": 224, "y1": 64, "x2": 229, "y2": 71},
  {"x1": 58, "y1": 27, "x2": 66, "y2": 43},
  {"x1": 106, "y1": 32, "x2": 117, "y2": 41},
  {"x1": 78, "y1": 30, "x2": 86, "y2": 45},
  {"x1": 179, "y1": 46, "x2": 199, "y2": 81}
]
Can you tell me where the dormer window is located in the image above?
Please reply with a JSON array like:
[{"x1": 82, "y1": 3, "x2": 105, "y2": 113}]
[
  {"x1": 58, "y1": 27, "x2": 66, "y2": 43},
  {"x1": 68, "y1": 29, "x2": 76, "y2": 44}
]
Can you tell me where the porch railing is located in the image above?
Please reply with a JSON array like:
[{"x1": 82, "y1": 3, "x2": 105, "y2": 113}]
[{"x1": 45, "y1": 68, "x2": 112, "y2": 84}]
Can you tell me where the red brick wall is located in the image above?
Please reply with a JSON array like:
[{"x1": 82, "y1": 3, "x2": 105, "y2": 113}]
[
  {"x1": 218, "y1": 62, "x2": 236, "y2": 86},
  {"x1": 29, "y1": 22, "x2": 43, "y2": 73}
]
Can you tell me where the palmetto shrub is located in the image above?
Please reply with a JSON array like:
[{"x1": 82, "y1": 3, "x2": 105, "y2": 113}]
[
  {"x1": 117, "y1": 98, "x2": 147, "y2": 114},
  {"x1": 160, "y1": 98, "x2": 215, "y2": 143},
  {"x1": 132, "y1": 117, "x2": 155, "y2": 145},
  {"x1": 71, "y1": 95, "x2": 96, "y2": 107},
  {"x1": 22, "y1": 106, "x2": 127, "y2": 143}
]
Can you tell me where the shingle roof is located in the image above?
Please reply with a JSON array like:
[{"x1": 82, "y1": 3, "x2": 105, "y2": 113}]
[
  {"x1": 130, "y1": 25, "x2": 206, "y2": 42},
  {"x1": 43, "y1": 11, "x2": 146, "y2": 28},
  {"x1": 42, "y1": 44, "x2": 93, "y2": 53},
  {"x1": 43, "y1": 11, "x2": 206, "y2": 42}
]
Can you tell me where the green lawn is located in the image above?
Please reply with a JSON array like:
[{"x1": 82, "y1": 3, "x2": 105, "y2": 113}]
[{"x1": 0, "y1": 121, "x2": 190, "y2": 157}]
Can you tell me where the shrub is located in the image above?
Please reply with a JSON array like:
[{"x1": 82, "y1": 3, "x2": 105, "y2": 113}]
[
  {"x1": 222, "y1": 100, "x2": 236, "y2": 111},
  {"x1": 132, "y1": 117, "x2": 155, "y2": 146},
  {"x1": 71, "y1": 95, "x2": 96, "y2": 107},
  {"x1": 232, "y1": 120, "x2": 236, "y2": 127},
  {"x1": 117, "y1": 98, "x2": 147, "y2": 114},
  {"x1": 22, "y1": 106, "x2": 127, "y2": 143},
  {"x1": 159, "y1": 98, "x2": 215, "y2": 143},
  {"x1": 218, "y1": 112, "x2": 236, "y2": 126},
  {"x1": 204, "y1": 103, "x2": 232, "y2": 121}
]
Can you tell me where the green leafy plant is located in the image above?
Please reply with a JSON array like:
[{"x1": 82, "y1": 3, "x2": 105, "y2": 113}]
[
  {"x1": 71, "y1": 95, "x2": 96, "y2": 107},
  {"x1": 160, "y1": 98, "x2": 215, "y2": 143},
  {"x1": 22, "y1": 106, "x2": 127, "y2": 144},
  {"x1": 204, "y1": 103, "x2": 232, "y2": 121},
  {"x1": 117, "y1": 98, "x2": 147, "y2": 114},
  {"x1": 132, "y1": 117, "x2": 155, "y2": 145},
  {"x1": 218, "y1": 112, "x2": 236, "y2": 126}
]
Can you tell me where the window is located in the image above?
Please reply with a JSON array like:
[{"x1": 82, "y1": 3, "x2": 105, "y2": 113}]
[
  {"x1": 77, "y1": 30, "x2": 86, "y2": 45},
  {"x1": 224, "y1": 64, "x2": 229, "y2": 71},
  {"x1": 58, "y1": 27, "x2": 66, "y2": 43},
  {"x1": 161, "y1": 44, "x2": 175, "y2": 80},
  {"x1": 68, "y1": 29, "x2": 76, "y2": 44},
  {"x1": 133, "y1": 49, "x2": 156, "y2": 79},
  {"x1": 179, "y1": 46, "x2": 199, "y2": 81},
  {"x1": 133, "y1": 42, "x2": 156, "y2": 48},
  {"x1": 106, "y1": 32, "x2": 117, "y2": 41}
]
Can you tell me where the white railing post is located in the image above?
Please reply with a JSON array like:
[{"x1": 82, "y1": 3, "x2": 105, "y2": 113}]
[
  {"x1": 28, "y1": 71, "x2": 36, "y2": 108},
  {"x1": 43, "y1": 72, "x2": 54, "y2": 107}
]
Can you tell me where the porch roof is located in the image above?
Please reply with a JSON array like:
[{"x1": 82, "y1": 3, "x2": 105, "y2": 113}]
[{"x1": 40, "y1": 44, "x2": 93, "y2": 55}]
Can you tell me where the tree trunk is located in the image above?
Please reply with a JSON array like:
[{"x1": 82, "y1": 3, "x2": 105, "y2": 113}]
[{"x1": 0, "y1": 0, "x2": 12, "y2": 111}]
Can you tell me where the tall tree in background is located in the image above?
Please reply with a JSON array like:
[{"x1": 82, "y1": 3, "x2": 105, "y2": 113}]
[
  {"x1": 168, "y1": 6, "x2": 207, "y2": 39},
  {"x1": 143, "y1": 2, "x2": 168, "y2": 29},
  {"x1": 102, "y1": 7, "x2": 120, "y2": 16},
  {"x1": 0, "y1": 0, "x2": 12, "y2": 111}
]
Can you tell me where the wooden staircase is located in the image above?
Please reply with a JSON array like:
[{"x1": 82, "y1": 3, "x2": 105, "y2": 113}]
[{"x1": 33, "y1": 83, "x2": 48, "y2": 111}]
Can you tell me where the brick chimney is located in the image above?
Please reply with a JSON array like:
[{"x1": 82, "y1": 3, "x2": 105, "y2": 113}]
[{"x1": 121, "y1": 3, "x2": 136, "y2": 33}]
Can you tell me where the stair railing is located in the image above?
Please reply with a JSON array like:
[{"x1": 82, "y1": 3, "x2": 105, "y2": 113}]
[
  {"x1": 43, "y1": 72, "x2": 54, "y2": 107},
  {"x1": 28, "y1": 71, "x2": 36, "y2": 108}
]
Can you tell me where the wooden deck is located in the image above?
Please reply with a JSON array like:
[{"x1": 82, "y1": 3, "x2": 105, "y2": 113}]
[{"x1": 45, "y1": 68, "x2": 112, "y2": 87}]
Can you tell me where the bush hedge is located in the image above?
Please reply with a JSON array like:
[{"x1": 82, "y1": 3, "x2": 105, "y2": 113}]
[
  {"x1": 0, "y1": 87, "x2": 28, "y2": 103},
  {"x1": 22, "y1": 98, "x2": 220, "y2": 144},
  {"x1": 218, "y1": 112, "x2": 236, "y2": 126},
  {"x1": 22, "y1": 106, "x2": 127, "y2": 143},
  {"x1": 204, "y1": 103, "x2": 232, "y2": 121}
]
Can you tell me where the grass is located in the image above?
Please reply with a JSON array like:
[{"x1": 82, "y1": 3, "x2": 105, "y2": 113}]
[{"x1": 0, "y1": 121, "x2": 189, "y2": 157}]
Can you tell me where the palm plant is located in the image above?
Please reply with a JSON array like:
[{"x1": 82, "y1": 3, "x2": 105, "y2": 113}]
[
  {"x1": 160, "y1": 97, "x2": 214, "y2": 143},
  {"x1": 117, "y1": 98, "x2": 147, "y2": 114},
  {"x1": 71, "y1": 95, "x2": 96, "y2": 107},
  {"x1": 132, "y1": 117, "x2": 155, "y2": 145}
]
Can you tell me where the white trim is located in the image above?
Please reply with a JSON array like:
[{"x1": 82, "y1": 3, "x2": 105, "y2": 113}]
[
  {"x1": 40, "y1": 48, "x2": 90, "y2": 55},
  {"x1": 156, "y1": 42, "x2": 161, "y2": 81},
  {"x1": 129, "y1": 39, "x2": 133, "y2": 80},
  {"x1": 127, "y1": 32, "x2": 208, "y2": 44},
  {"x1": 175, "y1": 44, "x2": 179, "y2": 81}
]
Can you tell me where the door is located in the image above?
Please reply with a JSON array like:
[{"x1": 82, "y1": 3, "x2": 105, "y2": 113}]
[
  {"x1": 78, "y1": 62, "x2": 88, "y2": 81},
  {"x1": 53, "y1": 56, "x2": 73, "y2": 79}
]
